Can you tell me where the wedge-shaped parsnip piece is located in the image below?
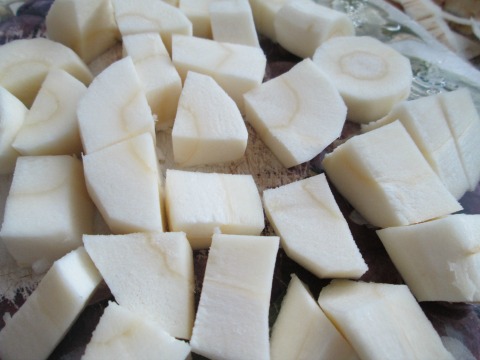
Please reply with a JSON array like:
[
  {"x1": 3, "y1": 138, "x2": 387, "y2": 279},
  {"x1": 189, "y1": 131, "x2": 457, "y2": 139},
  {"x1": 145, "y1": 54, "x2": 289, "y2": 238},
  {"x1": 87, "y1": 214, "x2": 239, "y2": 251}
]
[
  {"x1": 190, "y1": 233, "x2": 279, "y2": 360},
  {"x1": 165, "y1": 169, "x2": 264, "y2": 249},
  {"x1": 122, "y1": 32, "x2": 182, "y2": 130},
  {"x1": 0, "y1": 155, "x2": 94, "y2": 268},
  {"x1": 244, "y1": 58, "x2": 346, "y2": 168},
  {"x1": 172, "y1": 34, "x2": 266, "y2": 112},
  {"x1": 322, "y1": 121, "x2": 462, "y2": 228},
  {"x1": 318, "y1": 280, "x2": 454, "y2": 360},
  {"x1": 83, "y1": 301, "x2": 191, "y2": 360},
  {"x1": 112, "y1": 0, "x2": 192, "y2": 54},
  {"x1": 275, "y1": 0, "x2": 355, "y2": 58},
  {"x1": 0, "y1": 87, "x2": 27, "y2": 174},
  {"x1": 209, "y1": 0, "x2": 259, "y2": 47},
  {"x1": 77, "y1": 56, "x2": 155, "y2": 154},
  {"x1": 0, "y1": 38, "x2": 92, "y2": 107},
  {"x1": 179, "y1": 0, "x2": 213, "y2": 38},
  {"x1": 313, "y1": 36, "x2": 412, "y2": 124},
  {"x1": 364, "y1": 95, "x2": 469, "y2": 199},
  {"x1": 263, "y1": 173, "x2": 367, "y2": 278},
  {"x1": 84, "y1": 232, "x2": 194, "y2": 340},
  {"x1": 249, "y1": 0, "x2": 287, "y2": 41},
  {"x1": 45, "y1": 0, "x2": 120, "y2": 64},
  {"x1": 270, "y1": 275, "x2": 359, "y2": 360},
  {"x1": 83, "y1": 133, "x2": 163, "y2": 234},
  {"x1": 0, "y1": 247, "x2": 101, "y2": 360},
  {"x1": 172, "y1": 71, "x2": 248, "y2": 167},
  {"x1": 440, "y1": 88, "x2": 480, "y2": 192},
  {"x1": 12, "y1": 69, "x2": 86, "y2": 156},
  {"x1": 377, "y1": 214, "x2": 480, "y2": 302}
]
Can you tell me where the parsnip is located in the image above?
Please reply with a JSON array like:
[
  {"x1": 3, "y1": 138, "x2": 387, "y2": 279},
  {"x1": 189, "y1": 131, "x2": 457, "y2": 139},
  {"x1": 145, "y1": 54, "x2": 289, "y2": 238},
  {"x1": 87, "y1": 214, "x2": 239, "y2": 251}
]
[
  {"x1": 249, "y1": 0, "x2": 287, "y2": 42},
  {"x1": 313, "y1": 36, "x2": 412, "y2": 123},
  {"x1": 179, "y1": 0, "x2": 213, "y2": 38}
]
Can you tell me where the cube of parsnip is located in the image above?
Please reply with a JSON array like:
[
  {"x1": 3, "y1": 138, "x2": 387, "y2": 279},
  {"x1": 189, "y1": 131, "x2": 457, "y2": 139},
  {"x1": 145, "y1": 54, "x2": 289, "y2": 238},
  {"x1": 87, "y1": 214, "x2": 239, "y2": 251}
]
[
  {"x1": 244, "y1": 58, "x2": 346, "y2": 168},
  {"x1": 0, "y1": 247, "x2": 101, "y2": 360},
  {"x1": 209, "y1": 0, "x2": 259, "y2": 47},
  {"x1": 172, "y1": 71, "x2": 248, "y2": 167},
  {"x1": 84, "y1": 232, "x2": 194, "y2": 340},
  {"x1": 0, "y1": 87, "x2": 27, "y2": 174},
  {"x1": 77, "y1": 56, "x2": 155, "y2": 154},
  {"x1": 165, "y1": 169, "x2": 265, "y2": 249},
  {"x1": 46, "y1": 0, "x2": 120, "y2": 64},
  {"x1": 264, "y1": 173, "x2": 367, "y2": 278},
  {"x1": 439, "y1": 88, "x2": 480, "y2": 192},
  {"x1": 172, "y1": 34, "x2": 266, "y2": 112},
  {"x1": 0, "y1": 155, "x2": 94, "y2": 268},
  {"x1": 179, "y1": 0, "x2": 213, "y2": 38},
  {"x1": 83, "y1": 301, "x2": 191, "y2": 360},
  {"x1": 12, "y1": 69, "x2": 86, "y2": 156},
  {"x1": 322, "y1": 121, "x2": 462, "y2": 228},
  {"x1": 318, "y1": 280, "x2": 454, "y2": 360},
  {"x1": 82, "y1": 133, "x2": 164, "y2": 234},
  {"x1": 270, "y1": 275, "x2": 359, "y2": 360},
  {"x1": 249, "y1": 0, "x2": 287, "y2": 41},
  {"x1": 122, "y1": 32, "x2": 182, "y2": 131},
  {"x1": 377, "y1": 214, "x2": 480, "y2": 302},
  {"x1": 112, "y1": 0, "x2": 192, "y2": 54},
  {"x1": 274, "y1": 0, "x2": 355, "y2": 58},
  {"x1": 190, "y1": 233, "x2": 279, "y2": 360}
]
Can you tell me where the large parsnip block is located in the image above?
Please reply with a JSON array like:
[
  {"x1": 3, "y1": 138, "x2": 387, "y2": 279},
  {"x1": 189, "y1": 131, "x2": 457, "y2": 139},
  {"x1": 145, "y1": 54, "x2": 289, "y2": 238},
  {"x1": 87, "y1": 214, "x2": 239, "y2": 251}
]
[
  {"x1": 0, "y1": 87, "x2": 27, "y2": 174},
  {"x1": 0, "y1": 38, "x2": 92, "y2": 107},
  {"x1": 322, "y1": 121, "x2": 462, "y2": 228},
  {"x1": 377, "y1": 214, "x2": 480, "y2": 302},
  {"x1": 264, "y1": 173, "x2": 367, "y2": 278},
  {"x1": 84, "y1": 232, "x2": 194, "y2": 340},
  {"x1": 122, "y1": 32, "x2": 182, "y2": 130},
  {"x1": 244, "y1": 58, "x2": 346, "y2": 168},
  {"x1": 83, "y1": 301, "x2": 191, "y2": 360},
  {"x1": 190, "y1": 233, "x2": 279, "y2": 360},
  {"x1": 318, "y1": 280, "x2": 454, "y2": 360},
  {"x1": 165, "y1": 169, "x2": 265, "y2": 249},
  {"x1": 0, "y1": 155, "x2": 94, "y2": 268},
  {"x1": 172, "y1": 71, "x2": 248, "y2": 167},
  {"x1": 46, "y1": 0, "x2": 120, "y2": 64},
  {"x1": 82, "y1": 133, "x2": 163, "y2": 234},
  {"x1": 77, "y1": 56, "x2": 155, "y2": 154},
  {"x1": 249, "y1": 0, "x2": 287, "y2": 41},
  {"x1": 179, "y1": 0, "x2": 213, "y2": 38},
  {"x1": 0, "y1": 247, "x2": 101, "y2": 360},
  {"x1": 12, "y1": 69, "x2": 86, "y2": 156},
  {"x1": 270, "y1": 275, "x2": 359, "y2": 360},
  {"x1": 172, "y1": 34, "x2": 266, "y2": 112}
]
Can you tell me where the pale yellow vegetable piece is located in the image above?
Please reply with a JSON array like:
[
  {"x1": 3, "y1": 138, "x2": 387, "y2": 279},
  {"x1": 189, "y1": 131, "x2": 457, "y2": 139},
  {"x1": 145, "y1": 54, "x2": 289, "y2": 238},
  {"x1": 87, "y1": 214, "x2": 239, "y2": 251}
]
[
  {"x1": 165, "y1": 169, "x2": 265, "y2": 249},
  {"x1": 313, "y1": 36, "x2": 412, "y2": 123},
  {"x1": 46, "y1": 0, "x2": 120, "y2": 64},
  {"x1": 377, "y1": 214, "x2": 480, "y2": 302},
  {"x1": 244, "y1": 58, "x2": 346, "y2": 168},
  {"x1": 82, "y1": 133, "x2": 164, "y2": 234},
  {"x1": 0, "y1": 247, "x2": 102, "y2": 360},
  {"x1": 263, "y1": 173, "x2": 367, "y2": 278},
  {"x1": 322, "y1": 120, "x2": 462, "y2": 228},
  {"x1": 249, "y1": 0, "x2": 287, "y2": 41},
  {"x1": 0, "y1": 87, "x2": 27, "y2": 174},
  {"x1": 122, "y1": 32, "x2": 182, "y2": 130},
  {"x1": 190, "y1": 233, "x2": 279, "y2": 360},
  {"x1": 172, "y1": 71, "x2": 248, "y2": 167},
  {"x1": 179, "y1": 0, "x2": 213, "y2": 38},
  {"x1": 12, "y1": 69, "x2": 86, "y2": 156},
  {"x1": 0, "y1": 38, "x2": 92, "y2": 107},
  {"x1": 318, "y1": 280, "x2": 454, "y2": 360},
  {"x1": 270, "y1": 275, "x2": 360, "y2": 360},
  {"x1": 84, "y1": 232, "x2": 194, "y2": 340},
  {"x1": 0, "y1": 155, "x2": 94, "y2": 268}
]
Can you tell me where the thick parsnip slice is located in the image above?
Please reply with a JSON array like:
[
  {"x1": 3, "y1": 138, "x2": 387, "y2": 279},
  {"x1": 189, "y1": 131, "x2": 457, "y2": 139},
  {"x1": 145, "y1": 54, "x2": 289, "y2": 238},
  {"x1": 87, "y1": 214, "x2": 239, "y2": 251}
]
[
  {"x1": 263, "y1": 173, "x2": 367, "y2": 278},
  {"x1": 84, "y1": 232, "x2": 194, "y2": 340},
  {"x1": 313, "y1": 36, "x2": 412, "y2": 123},
  {"x1": 318, "y1": 280, "x2": 454, "y2": 360},
  {"x1": 249, "y1": 0, "x2": 287, "y2": 41},
  {"x1": 190, "y1": 234, "x2": 279, "y2": 360}
]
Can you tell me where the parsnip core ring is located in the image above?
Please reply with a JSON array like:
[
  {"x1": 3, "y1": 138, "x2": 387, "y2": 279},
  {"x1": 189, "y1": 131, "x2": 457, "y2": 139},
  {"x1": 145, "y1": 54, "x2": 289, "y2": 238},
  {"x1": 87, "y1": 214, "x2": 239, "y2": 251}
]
[{"x1": 340, "y1": 51, "x2": 387, "y2": 81}]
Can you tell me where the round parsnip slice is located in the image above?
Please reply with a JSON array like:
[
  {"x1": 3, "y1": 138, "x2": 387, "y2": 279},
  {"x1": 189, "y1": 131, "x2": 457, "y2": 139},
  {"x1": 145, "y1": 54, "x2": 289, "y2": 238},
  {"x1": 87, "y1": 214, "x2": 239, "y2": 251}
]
[{"x1": 313, "y1": 36, "x2": 412, "y2": 124}]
